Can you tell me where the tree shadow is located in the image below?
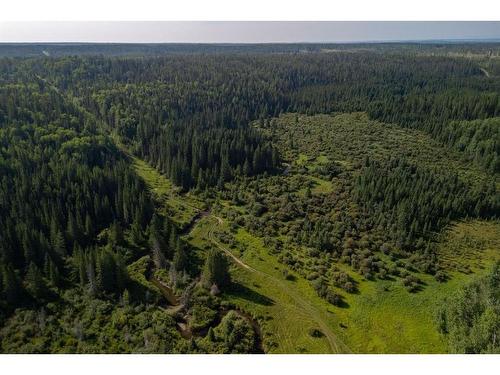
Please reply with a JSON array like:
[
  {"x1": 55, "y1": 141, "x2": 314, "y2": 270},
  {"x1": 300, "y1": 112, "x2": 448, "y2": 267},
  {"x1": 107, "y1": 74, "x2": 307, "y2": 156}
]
[
  {"x1": 336, "y1": 298, "x2": 350, "y2": 309},
  {"x1": 227, "y1": 282, "x2": 275, "y2": 306}
]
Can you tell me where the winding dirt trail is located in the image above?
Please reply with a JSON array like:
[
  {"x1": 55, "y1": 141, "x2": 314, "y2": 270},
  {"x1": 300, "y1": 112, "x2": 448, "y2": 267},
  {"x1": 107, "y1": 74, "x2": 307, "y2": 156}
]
[
  {"x1": 32, "y1": 73, "x2": 348, "y2": 352},
  {"x1": 110, "y1": 137, "x2": 349, "y2": 353},
  {"x1": 206, "y1": 215, "x2": 350, "y2": 353}
]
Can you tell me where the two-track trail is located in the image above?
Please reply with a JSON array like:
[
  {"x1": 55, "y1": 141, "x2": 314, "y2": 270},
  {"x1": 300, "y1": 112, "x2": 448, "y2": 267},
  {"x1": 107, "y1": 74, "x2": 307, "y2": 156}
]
[
  {"x1": 31, "y1": 73, "x2": 350, "y2": 353},
  {"x1": 124, "y1": 150, "x2": 350, "y2": 353}
]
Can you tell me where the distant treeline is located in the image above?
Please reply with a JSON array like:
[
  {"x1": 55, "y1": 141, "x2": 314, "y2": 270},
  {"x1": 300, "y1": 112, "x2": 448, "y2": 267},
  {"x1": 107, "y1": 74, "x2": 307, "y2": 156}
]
[{"x1": 1, "y1": 41, "x2": 500, "y2": 57}]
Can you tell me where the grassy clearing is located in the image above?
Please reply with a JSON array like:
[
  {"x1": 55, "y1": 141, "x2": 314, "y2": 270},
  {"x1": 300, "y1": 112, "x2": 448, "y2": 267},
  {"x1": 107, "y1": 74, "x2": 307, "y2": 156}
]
[
  {"x1": 136, "y1": 153, "x2": 499, "y2": 353},
  {"x1": 232, "y1": 228, "x2": 349, "y2": 353},
  {"x1": 189, "y1": 191, "x2": 500, "y2": 353},
  {"x1": 129, "y1": 153, "x2": 204, "y2": 227},
  {"x1": 230, "y1": 219, "x2": 500, "y2": 353},
  {"x1": 188, "y1": 217, "x2": 345, "y2": 353},
  {"x1": 125, "y1": 115, "x2": 499, "y2": 353},
  {"x1": 345, "y1": 220, "x2": 500, "y2": 352},
  {"x1": 437, "y1": 220, "x2": 500, "y2": 273},
  {"x1": 237, "y1": 229, "x2": 435, "y2": 353}
]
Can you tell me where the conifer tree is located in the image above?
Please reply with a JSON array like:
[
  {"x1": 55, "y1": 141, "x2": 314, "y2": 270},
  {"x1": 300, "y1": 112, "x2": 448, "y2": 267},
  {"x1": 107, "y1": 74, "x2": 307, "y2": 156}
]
[
  {"x1": 173, "y1": 241, "x2": 188, "y2": 271},
  {"x1": 25, "y1": 262, "x2": 46, "y2": 300},
  {"x1": 201, "y1": 249, "x2": 230, "y2": 289},
  {"x1": 2, "y1": 265, "x2": 22, "y2": 306}
]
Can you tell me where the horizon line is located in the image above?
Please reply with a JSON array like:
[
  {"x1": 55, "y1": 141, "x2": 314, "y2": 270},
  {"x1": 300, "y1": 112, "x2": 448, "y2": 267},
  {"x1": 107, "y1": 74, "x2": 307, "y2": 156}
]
[{"x1": 2, "y1": 38, "x2": 500, "y2": 45}]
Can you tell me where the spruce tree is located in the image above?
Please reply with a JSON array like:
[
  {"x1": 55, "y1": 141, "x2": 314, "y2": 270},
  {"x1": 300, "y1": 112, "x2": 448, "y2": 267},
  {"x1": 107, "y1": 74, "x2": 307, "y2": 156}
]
[
  {"x1": 173, "y1": 240, "x2": 188, "y2": 271},
  {"x1": 2, "y1": 265, "x2": 22, "y2": 306},
  {"x1": 201, "y1": 249, "x2": 230, "y2": 289},
  {"x1": 25, "y1": 262, "x2": 46, "y2": 300}
]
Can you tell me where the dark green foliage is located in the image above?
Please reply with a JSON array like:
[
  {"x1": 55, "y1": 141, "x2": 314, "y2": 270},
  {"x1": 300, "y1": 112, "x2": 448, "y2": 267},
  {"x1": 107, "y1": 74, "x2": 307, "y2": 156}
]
[
  {"x1": 214, "y1": 311, "x2": 256, "y2": 354},
  {"x1": 0, "y1": 289, "x2": 181, "y2": 353},
  {"x1": 1, "y1": 264, "x2": 23, "y2": 308},
  {"x1": 201, "y1": 249, "x2": 231, "y2": 289},
  {"x1": 325, "y1": 290, "x2": 344, "y2": 306},
  {"x1": 24, "y1": 263, "x2": 47, "y2": 301},
  {"x1": 1, "y1": 44, "x2": 499, "y2": 353},
  {"x1": 440, "y1": 117, "x2": 500, "y2": 173},
  {"x1": 354, "y1": 158, "x2": 498, "y2": 249},
  {"x1": 369, "y1": 92, "x2": 500, "y2": 173},
  {"x1": 0, "y1": 82, "x2": 154, "y2": 311},
  {"x1": 437, "y1": 262, "x2": 500, "y2": 353},
  {"x1": 173, "y1": 242, "x2": 188, "y2": 272},
  {"x1": 95, "y1": 249, "x2": 128, "y2": 296},
  {"x1": 401, "y1": 274, "x2": 421, "y2": 293},
  {"x1": 109, "y1": 221, "x2": 124, "y2": 247},
  {"x1": 434, "y1": 271, "x2": 448, "y2": 283},
  {"x1": 308, "y1": 328, "x2": 325, "y2": 338}
]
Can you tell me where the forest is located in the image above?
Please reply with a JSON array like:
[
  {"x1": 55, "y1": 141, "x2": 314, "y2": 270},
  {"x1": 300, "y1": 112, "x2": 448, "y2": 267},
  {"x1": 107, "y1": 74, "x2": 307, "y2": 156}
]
[{"x1": 0, "y1": 43, "x2": 499, "y2": 353}]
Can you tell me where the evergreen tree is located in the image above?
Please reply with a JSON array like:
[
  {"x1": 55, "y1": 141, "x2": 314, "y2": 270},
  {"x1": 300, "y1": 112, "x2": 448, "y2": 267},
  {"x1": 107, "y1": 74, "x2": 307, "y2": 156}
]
[
  {"x1": 2, "y1": 265, "x2": 22, "y2": 306},
  {"x1": 173, "y1": 240, "x2": 188, "y2": 271},
  {"x1": 109, "y1": 221, "x2": 124, "y2": 246},
  {"x1": 201, "y1": 249, "x2": 230, "y2": 289},
  {"x1": 25, "y1": 262, "x2": 47, "y2": 300}
]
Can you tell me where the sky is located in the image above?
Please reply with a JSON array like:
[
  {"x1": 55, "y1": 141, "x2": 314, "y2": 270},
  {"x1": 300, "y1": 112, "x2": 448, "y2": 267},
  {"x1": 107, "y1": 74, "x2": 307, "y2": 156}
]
[{"x1": 1, "y1": 22, "x2": 500, "y2": 43}]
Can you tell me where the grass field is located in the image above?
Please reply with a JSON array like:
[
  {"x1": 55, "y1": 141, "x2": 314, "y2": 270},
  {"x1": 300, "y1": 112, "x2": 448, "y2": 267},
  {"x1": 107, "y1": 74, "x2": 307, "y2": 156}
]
[
  {"x1": 228, "y1": 218, "x2": 499, "y2": 353},
  {"x1": 136, "y1": 156, "x2": 500, "y2": 353},
  {"x1": 129, "y1": 152, "x2": 204, "y2": 228},
  {"x1": 188, "y1": 216, "x2": 347, "y2": 353},
  {"x1": 190, "y1": 199, "x2": 500, "y2": 352},
  {"x1": 124, "y1": 114, "x2": 499, "y2": 353}
]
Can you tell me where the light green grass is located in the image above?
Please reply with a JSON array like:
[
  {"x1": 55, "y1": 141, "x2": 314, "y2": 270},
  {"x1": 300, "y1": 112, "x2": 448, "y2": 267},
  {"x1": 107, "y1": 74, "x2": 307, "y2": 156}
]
[
  {"x1": 188, "y1": 217, "x2": 347, "y2": 353},
  {"x1": 196, "y1": 209, "x2": 500, "y2": 353},
  {"x1": 121, "y1": 129, "x2": 499, "y2": 353},
  {"x1": 130, "y1": 154, "x2": 203, "y2": 227},
  {"x1": 232, "y1": 228, "x2": 348, "y2": 353},
  {"x1": 113, "y1": 133, "x2": 204, "y2": 227},
  {"x1": 233, "y1": 227, "x2": 445, "y2": 353},
  {"x1": 310, "y1": 176, "x2": 333, "y2": 194},
  {"x1": 436, "y1": 220, "x2": 500, "y2": 273},
  {"x1": 322, "y1": 219, "x2": 500, "y2": 353}
]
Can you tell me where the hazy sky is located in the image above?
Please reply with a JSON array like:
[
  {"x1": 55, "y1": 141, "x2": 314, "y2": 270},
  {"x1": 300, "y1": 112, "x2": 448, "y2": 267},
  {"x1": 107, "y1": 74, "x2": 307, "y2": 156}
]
[{"x1": 1, "y1": 21, "x2": 500, "y2": 43}]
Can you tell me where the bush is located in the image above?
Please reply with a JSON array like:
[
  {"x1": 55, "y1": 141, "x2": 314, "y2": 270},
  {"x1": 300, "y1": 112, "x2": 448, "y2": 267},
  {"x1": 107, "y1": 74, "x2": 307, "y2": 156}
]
[
  {"x1": 343, "y1": 281, "x2": 356, "y2": 293},
  {"x1": 311, "y1": 278, "x2": 327, "y2": 297},
  {"x1": 435, "y1": 270, "x2": 448, "y2": 283},
  {"x1": 326, "y1": 289, "x2": 343, "y2": 306},
  {"x1": 189, "y1": 304, "x2": 218, "y2": 332},
  {"x1": 282, "y1": 269, "x2": 291, "y2": 280},
  {"x1": 308, "y1": 328, "x2": 325, "y2": 338},
  {"x1": 378, "y1": 268, "x2": 388, "y2": 280},
  {"x1": 402, "y1": 274, "x2": 420, "y2": 292},
  {"x1": 215, "y1": 311, "x2": 256, "y2": 353}
]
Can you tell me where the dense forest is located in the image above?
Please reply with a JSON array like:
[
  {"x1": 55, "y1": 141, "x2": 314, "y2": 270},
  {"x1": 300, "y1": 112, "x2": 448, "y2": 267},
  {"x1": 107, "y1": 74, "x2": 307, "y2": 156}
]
[
  {"x1": 0, "y1": 43, "x2": 499, "y2": 353},
  {"x1": 437, "y1": 261, "x2": 500, "y2": 353}
]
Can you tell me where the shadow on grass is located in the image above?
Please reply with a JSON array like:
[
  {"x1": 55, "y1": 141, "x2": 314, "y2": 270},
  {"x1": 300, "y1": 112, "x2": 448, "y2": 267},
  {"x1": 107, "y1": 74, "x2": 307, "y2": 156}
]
[
  {"x1": 336, "y1": 298, "x2": 350, "y2": 309},
  {"x1": 227, "y1": 282, "x2": 275, "y2": 306}
]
